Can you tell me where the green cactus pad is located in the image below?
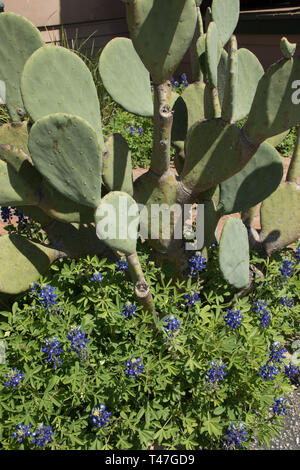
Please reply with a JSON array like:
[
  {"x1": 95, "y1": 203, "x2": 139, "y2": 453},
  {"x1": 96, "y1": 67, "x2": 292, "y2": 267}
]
[
  {"x1": 0, "y1": 234, "x2": 59, "y2": 295},
  {"x1": 182, "y1": 119, "x2": 252, "y2": 192},
  {"x1": 102, "y1": 133, "x2": 133, "y2": 196},
  {"x1": 0, "y1": 12, "x2": 44, "y2": 121},
  {"x1": 244, "y1": 57, "x2": 300, "y2": 143},
  {"x1": 171, "y1": 82, "x2": 206, "y2": 144},
  {"x1": 39, "y1": 180, "x2": 95, "y2": 224},
  {"x1": 205, "y1": 22, "x2": 222, "y2": 88},
  {"x1": 28, "y1": 113, "x2": 102, "y2": 208},
  {"x1": 0, "y1": 121, "x2": 29, "y2": 154},
  {"x1": 95, "y1": 191, "x2": 139, "y2": 255},
  {"x1": 222, "y1": 36, "x2": 238, "y2": 123},
  {"x1": 0, "y1": 159, "x2": 41, "y2": 206},
  {"x1": 218, "y1": 142, "x2": 283, "y2": 215},
  {"x1": 260, "y1": 182, "x2": 300, "y2": 253},
  {"x1": 211, "y1": 0, "x2": 240, "y2": 46},
  {"x1": 280, "y1": 37, "x2": 297, "y2": 59},
  {"x1": 219, "y1": 217, "x2": 249, "y2": 289},
  {"x1": 21, "y1": 45, "x2": 103, "y2": 145},
  {"x1": 125, "y1": 0, "x2": 197, "y2": 84},
  {"x1": 99, "y1": 38, "x2": 153, "y2": 117},
  {"x1": 233, "y1": 48, "x2": 264, "y2": 122}
]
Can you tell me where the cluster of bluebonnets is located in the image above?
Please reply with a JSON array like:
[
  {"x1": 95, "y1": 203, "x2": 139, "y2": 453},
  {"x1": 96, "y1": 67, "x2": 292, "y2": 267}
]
[
  {"x1": 89, "y1": 405, "x2": 112, "y2": 429},
  {"x1": 121, "y1": 301, "x2": 137, "y2": 318},
  {"x1": 31, "y1": 282, "x2": 60, "y2": 313},
  {"x1": 205, "y1": 361, "x2": 227, "y2": 384},
  {"x1": 259, "y1": 342, "x2": 287, "y2": 381},
  {"x1": 223, "y1": 308, "x2": 243, "y2": 330},
  {"x1": 1, "y1": 202, "x2": 299, "y2": 449},
  {"x1": 127, "y1": 125, "x2": 144, "y2": 136},
  {"x1": 170, "y1": 73, "x2": 189, "y2": 88},
  {"x1": 12, "y1": 423, "x2": 54, "y2": 448},
  {"x1": 252, "y1": 299, "x2": 271, "y2": 328},
  {"x1": 0, "y1": 206, "x2": 29, "y2": 227}
]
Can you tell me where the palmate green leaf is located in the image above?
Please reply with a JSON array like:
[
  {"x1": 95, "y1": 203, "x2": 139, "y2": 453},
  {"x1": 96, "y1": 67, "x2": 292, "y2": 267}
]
[{"x1": 200, "y1": 415, "x2": 222, "y2": 437}]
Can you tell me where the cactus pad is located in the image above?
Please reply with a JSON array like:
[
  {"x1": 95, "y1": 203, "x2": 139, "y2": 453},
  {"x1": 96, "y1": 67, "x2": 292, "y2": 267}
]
[
  {"x1": 233, "y1": 48, "x2": 264, "y2": 123},
  {"x1": 280, "y1": 37, "x2": 297, "y2": 59},
  {"x1": 95, "y1": 191, "x2": 139, "y2": 255},
  {"x1": 182, "y1": 119, "x2": 253, "y2": 192},
  {"x1": 219, "y1": 217, "x2": 250, "y2": 289},
  {"x1": 260, "y1": 182, "x2": 300, "y2": 254},
  {"x1": 39, "y1": 180, "x2": 95, "y2": 224},
  {"x1": 28, "y1": 113, "x2": 102, "y2": 208},
  {"x1": 205, "y1": 22, "x2": 222, "y2": 88},
  {"x1": 211, "y1": 0, "x2": 240, "y2": 46},
  {"x1": 99, "y1": 38, "x2": 153, "y2": 117},
  {"x1": 125, "y1": 0, "x2": 197, "y2": 84},
  {"x1": 244, "y1": 57, "x2": 300, "y2": 143},
  {"x1": 0, "y1": 234, "x2": 58, "y2": 295},
  {"x1": 21, "y1": 45, "x2": 103, "y2": 145},
  {"x1": 0, "y1": 159, "x2": 41, "y2": 206},
  {"x1": 103, "y1": 133, "x2": 133, "y2": 196},
  {"x1": 0, "y1": 12, "x2": 44, "y2": 121},
  {"x1": 218, "y1": 142, "x2": 283, "y2": 215}
]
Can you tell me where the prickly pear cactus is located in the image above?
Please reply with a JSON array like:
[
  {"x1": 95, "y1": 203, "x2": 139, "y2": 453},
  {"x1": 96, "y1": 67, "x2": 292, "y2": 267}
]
[{"x1": 0, "y1": 0, "x2": 299, "y2": 310}]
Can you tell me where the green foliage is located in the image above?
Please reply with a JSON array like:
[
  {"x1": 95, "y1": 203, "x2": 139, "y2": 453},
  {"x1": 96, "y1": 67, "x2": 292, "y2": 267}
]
[
  {"x1": 103, "y1": 107, "x2": 154, "y2": 169},
  {"x1": 276, "y1": 128, "x2": 297, "y2": 157},
  {"x1": 0, "y1": 242, "x2": 299, "y2": 450}
]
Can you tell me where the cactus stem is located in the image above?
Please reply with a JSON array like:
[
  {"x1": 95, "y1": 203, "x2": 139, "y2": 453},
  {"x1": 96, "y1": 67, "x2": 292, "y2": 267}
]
[
  {"x1": 150, "y1": 81, "x2": 173, "y2": 176},
  {"x1": 211, "y1": 87, "x2": 221, "y2": 118},
  {"x1": 286, "y1": 126, "x2": 300, "y2": 183},
  {"x1": 127, "y1": 251, "x2": 158, "y2": 319}
]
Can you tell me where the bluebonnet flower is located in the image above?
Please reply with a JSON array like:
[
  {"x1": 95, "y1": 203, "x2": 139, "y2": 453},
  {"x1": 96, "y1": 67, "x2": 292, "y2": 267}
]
[
  {"x1": 184, "y1": 290, "x2": 201, "y2": 307},
  {"x1": 259, "y1": 362, "x2": 279, "y2": 381},
  {"x1": 223, "y1": 308, "x2": 243, "y2": 330},
  {"x1": 124, "y1": 357, "x2": 144, "y2": 378},
  {"x1": 31, "y1": 423, "x2": 54, "y2": 448},
  {"x1": 294, "y1": 244, "x2": 300, "y2": 263},
  {"x1": 30, "y1": 283, "x2": 60, "y2": 313},
  {"x1": 170, "y1": 77, "x2": 179, "y2": 87},
  {"x1": 272, "y1": 397, "x2": 291, "y2": 416},
  {"x1": 116, "y1": 257, "x2": 128, "y2": 272},
  {"x1": 4, "y1": 368, "x2": 24, "y2": 389},
  {"x1": 268, "y1": 342, "x2": 287, "y2": 364},
  {"x1": 163, "y1": 314, "x2": 181, "y2": 337},
  {"x1": 42, "y1": 337, "x2": 63, "y2": 370},
  {"x1": 13, "y1": 208, "x2": 29, "y2": 226},
  {"x1": 128, "y1": 126, "x2": 136, "y2": 135},
  {"x1": 205, "y1": 360, "x2": 227, "y2": 384},
  {"x1": 90, "y1": 404, "x2": 111, "y2": 429},
  {"x1": 252, "y1": 299, "x2": 271, "y2": 328},
  {"x1": 90, "y1": 272, "x2": 102, "y2": 283},
  {"x1": 188, "y1": 251, "x2": 207, "y2": 276},
  {"x1": 280, "y1": 296, "x2": 294, "y2": 308},
  {"x1": 1, "y1": 206, "x2": 13, "y2": 222},
  {"x1": 121, "y1": 301, "x2": 137, "y2": 319},
  {"x1": 224, "y1": 423, "x2": 247, "y2": 449},
  {"x1": 137, "y1": 126, "x2": 144, "y2": 135},
  {"x1": 279, "y1": 259, "x2": 294, "y2": 282},
  {"x1": 179, "y1": 73, "x2": 189, "y2": 87},
  {"x1": 12, "y1": 424, "x2": 32, "y2": 444},
  {"x1": 284, "y1": 362, "x2": 300, "y2": 382},
  {"x1": 67, "y1": 326, "x2": 88, "y2": 359}
]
